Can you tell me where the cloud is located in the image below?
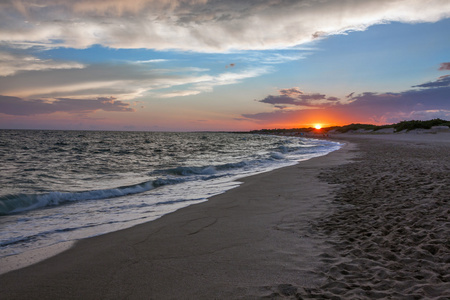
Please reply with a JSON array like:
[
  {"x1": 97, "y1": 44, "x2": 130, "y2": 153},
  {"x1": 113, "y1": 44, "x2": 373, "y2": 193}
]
[
  {"x1": 279, "y1": 87, "x2": 303, "y2": 96},
  {"x1": 335, "y1": 85, "x2": 450, "y2": 123},
  {"x1": 377, "y1": 109, "x2": 450, "y2": 124},
  {"x1": 194, "y1": 67, "x2": 269, "y2": 90},
  {"x1": 346, "y1": 86, "x2": 449, "y2": 115},
  {"x1": 0, "y1": 63, "x2": 171, "y2": 99},
  {"x1": 155, "y1": 67, "x2": 269, "y2": 98},
  {"x1": 0, "y1": 51, "x2": 85, "y2": 76},
  {"x1": 258, "y1": 87, "x2": 340, "y2": 108},
  {"x1": 135, "y1": 59, "x2": 170, "y2": 64},
  {"x1": 439, "y1": 62, "x2": 450, "y2": 71},
  {"x1": 0, "y1": 96, "x2": 134, "y2": 116},
  {"x1": 412, "y1": 75, "x2": 450, "y2": 88},
  {"x1": 0, "y1": 61, "x2": 265, "y2": 100},
  {"x1": 1, "y1": 0, "x2": 450, "y2": 52},
  {"x1": 245, "y1": 76, "x2": 450, "y2": 125},
  {"x1": 156, "y1": 90, "x2": 202, "y2": 98},
  {"x1": 256, "y1": 53, "x2": 309, "y2": 64}
]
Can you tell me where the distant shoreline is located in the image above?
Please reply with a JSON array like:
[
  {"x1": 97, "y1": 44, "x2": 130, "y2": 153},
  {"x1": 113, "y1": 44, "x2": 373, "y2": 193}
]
[{"x1": 249, "y1": 118, "x2": 450, "y2": 137}]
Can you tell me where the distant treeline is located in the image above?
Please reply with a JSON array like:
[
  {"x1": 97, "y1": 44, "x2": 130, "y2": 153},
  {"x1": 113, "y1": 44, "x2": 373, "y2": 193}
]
[{"x1": 249, "y1": 119, "x2": 450, "y2": 134}]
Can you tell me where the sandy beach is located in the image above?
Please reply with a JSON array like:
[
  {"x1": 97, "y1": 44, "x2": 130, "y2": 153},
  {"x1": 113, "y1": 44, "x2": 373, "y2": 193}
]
[
  {"x1": 309, "y1": 133, "x2": 450, "y2": 299},
  {"x1": 1, "y1": 133, "x2": 449, "y2": 299}
]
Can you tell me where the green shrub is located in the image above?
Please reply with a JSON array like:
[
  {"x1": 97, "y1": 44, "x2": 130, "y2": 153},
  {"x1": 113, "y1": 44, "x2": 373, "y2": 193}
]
[
  {"x1": 393, "y1": 119, "x2": 449, "y2": 132},
  {"x1": 336, "y1": 123, "x2": 378, "y2": 133}
]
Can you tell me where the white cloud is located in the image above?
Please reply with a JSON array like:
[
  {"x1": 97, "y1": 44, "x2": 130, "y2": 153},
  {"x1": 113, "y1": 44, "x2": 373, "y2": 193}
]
[
  {"x1": 0, "y1": 51, "x2": 85, "y2": 76},
  {"x1": 157, "y1": 90, "x2": 202, "y2": 98},
  {"x1": 135, "y1": 59, "x2": 170, "y2": 64},
  {"x1": 0, "y1": 60, "x2": 268, "y2": 100},
  {"x1": 154, "y1": 67, "x2": 269, "y2": 98},
  {"x1": 242, "y1": 52, "x2": 308, "y2": 65},
  {"x1": 1, "y1": 0, "x2": 449, "y2": 52}
]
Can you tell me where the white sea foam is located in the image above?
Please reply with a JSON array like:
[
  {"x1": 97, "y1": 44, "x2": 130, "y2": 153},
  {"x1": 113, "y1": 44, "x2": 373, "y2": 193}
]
[
  {"x1": 2, "y1": 182, "x2": 155, "y2": 215},
  {"x1": 270, "y1": 152, "x2": 285, "y2": 159}
]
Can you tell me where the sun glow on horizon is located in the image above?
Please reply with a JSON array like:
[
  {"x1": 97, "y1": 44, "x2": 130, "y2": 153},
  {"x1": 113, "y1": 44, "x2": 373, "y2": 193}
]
[{"x1": 314, "y1": 124, "x2": 322, "y2": 130}]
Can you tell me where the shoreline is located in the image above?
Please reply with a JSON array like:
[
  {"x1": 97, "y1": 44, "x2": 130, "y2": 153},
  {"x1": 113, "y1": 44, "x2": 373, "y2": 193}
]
[
  {"x1": 1, "y1": 133, "x2": 449, "y2": 298},
  {"x1": 0, "y1": 138, "x2": 341, "y2": 276},
  {"x1": 0, "y1": 140, "x2": 355, "y2": 299}
]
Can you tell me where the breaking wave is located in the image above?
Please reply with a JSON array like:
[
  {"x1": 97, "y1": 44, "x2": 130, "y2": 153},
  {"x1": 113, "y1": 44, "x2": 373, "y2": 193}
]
[{"x1": 1, "y1": 181, "x2": 158, "y2": 215}]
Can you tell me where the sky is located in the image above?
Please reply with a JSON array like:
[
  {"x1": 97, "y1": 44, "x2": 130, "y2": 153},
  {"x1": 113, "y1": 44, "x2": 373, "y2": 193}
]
[{"x1": 0, "y1": 0, "x2": 449, "y2": 131}]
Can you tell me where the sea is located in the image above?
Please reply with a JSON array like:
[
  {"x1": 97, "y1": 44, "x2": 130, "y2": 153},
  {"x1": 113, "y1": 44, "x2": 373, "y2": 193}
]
[{"x1": 0, "y1": 130, "x2": 341, "y2": 261}]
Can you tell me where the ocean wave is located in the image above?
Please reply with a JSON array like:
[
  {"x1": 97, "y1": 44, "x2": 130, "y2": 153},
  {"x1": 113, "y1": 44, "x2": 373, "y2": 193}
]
[
  {"x1": 270, "y1": 152, "x2": 285, "y2": 160},
  {"x1": 277, "y1": 145, "x2": 290, "y2": 153},
  {"x1": 152, "y1": 161, "x2": 250, "y2": 177},
  {"x1": 0, "y1": 181, "x2": 158, "y2": 215},
  {"x1": 0, "y1": 161, "x2": 254, "y2": 215},
  {"x1": 1, "y1": 143, "x2": 341, "y2": 216},
  {"x1": 163, "y1": 165, "x2": 218, "y2": 176}
]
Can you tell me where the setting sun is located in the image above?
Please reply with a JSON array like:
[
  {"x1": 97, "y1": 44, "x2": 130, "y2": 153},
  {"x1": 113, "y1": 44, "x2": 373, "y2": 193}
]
[{"x1": 314, "y1": 124, "x2": 322, "y2": 130}]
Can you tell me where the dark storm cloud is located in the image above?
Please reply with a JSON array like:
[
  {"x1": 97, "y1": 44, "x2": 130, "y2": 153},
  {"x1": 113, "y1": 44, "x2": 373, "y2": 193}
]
[{"x1": 0, "y1": 96, "x2": 134, "y2": 116}]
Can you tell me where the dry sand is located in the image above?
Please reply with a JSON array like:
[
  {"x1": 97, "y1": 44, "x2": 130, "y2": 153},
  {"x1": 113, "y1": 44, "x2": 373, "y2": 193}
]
[
  {"x1": 1, "y1": 133, "x2": 449, "y2": 299},
  {"x1": 308, "y1": 133, "x2": 450, "y2": 299}
]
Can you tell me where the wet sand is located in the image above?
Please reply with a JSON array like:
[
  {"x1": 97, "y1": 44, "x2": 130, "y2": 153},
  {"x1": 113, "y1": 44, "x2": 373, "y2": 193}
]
[{"x1": 1, "y1": 134, "x2": 449, "y2": 299}]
